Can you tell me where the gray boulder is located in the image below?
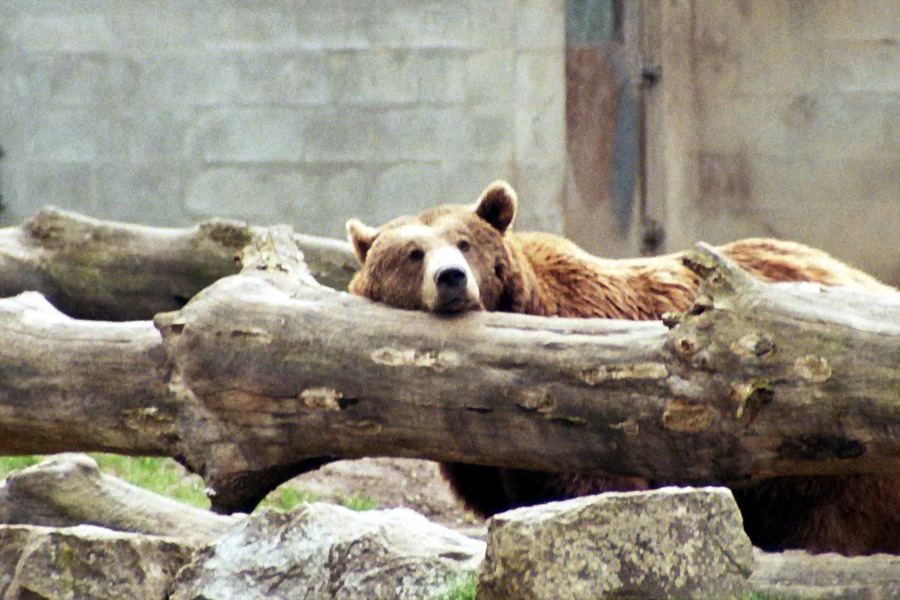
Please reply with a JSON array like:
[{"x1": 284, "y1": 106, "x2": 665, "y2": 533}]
[
  {"x1": 477, "y1": 486, "x2": 754, "y2": 600},
  {"x1": 170, "y1": 502, "x2": 485, "y2": 600},
  {"x1": 0, "y1": 524, "x2": 196, "y2": 600}
]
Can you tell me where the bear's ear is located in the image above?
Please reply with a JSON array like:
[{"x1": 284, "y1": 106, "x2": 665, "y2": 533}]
[
  {"x1": 474, "y1": 180, "x2": 517, "y2": 234},
  {"x1": 346, "y1": 219, "x2": 378, "y2": 264}
]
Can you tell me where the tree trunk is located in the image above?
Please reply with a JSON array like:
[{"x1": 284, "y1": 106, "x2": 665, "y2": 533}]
[{"x1": 1, "y1": 210, "x2": 898, "y2": 513}]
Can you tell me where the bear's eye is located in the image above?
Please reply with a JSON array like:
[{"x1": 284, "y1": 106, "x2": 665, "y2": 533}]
[
  {"x1": 408, "y1": 248, "x2": 425, "y2": 262},
  {"x1": 494, "y1": 263, "x2": 504, "y2": 278},
  {"x1": 457, "y1": 240, "x2": 470, "y2": 253}
]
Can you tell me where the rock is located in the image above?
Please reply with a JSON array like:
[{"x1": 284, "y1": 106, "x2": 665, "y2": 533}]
[
  {"x1": 295, "y1": 457, "x2": 482, "y2": 535},
  {"x1": 171, "y1": 502, "x2": 485, "y2": 600},
  {"x1": 0, "y1": 525, "x2": 32, "y2": 596},
  {"x1": 0, "y1": 524, "x2": 196, "y2": 600},
  {"x1": 1, "y1": 453, "x2": 241, "y2": 544},
  {"x1": 477, "y1": 486, "x2": 754, "y2": 600},
  {"x1": 751, "y1": 549, "x2": 900, "y2": 599}
]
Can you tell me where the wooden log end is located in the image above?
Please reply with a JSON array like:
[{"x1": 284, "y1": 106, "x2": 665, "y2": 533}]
[
  {"x1": 238, "y1": 226, "x2": 311, "y2": 278},
  {"x1": 682, "y1": 242, "x2": 763, "y2": 306}
]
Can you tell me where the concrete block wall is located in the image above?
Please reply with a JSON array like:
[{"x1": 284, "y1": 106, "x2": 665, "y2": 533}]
[
  {"x1": 0, "y1": 0, "x2": 566, "y2": 239},
  {"x1": 666, "y1": 0, "x2": 900, "y2": 283}
]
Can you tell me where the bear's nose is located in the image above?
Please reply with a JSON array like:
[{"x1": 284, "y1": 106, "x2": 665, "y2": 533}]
[{"x1": 435, "y1": 266, "x2": 467, "y2": 290}]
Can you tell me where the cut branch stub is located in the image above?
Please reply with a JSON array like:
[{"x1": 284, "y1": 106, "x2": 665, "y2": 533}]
[
  {"x1": 1, "y1": 453, "x2": 241, "y2": 541},
  {"x1": 684, "y1": 242, "x2": 763, "y2": 300}
]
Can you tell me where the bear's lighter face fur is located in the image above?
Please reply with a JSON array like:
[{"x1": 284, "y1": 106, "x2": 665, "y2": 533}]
[{"x1": 346, "y1": 181, "x2": 518, "y2": 314}]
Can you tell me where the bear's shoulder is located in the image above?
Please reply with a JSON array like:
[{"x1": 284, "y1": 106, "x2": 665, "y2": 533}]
[
  {"x1": 504, "y1": 231, "x2": 696, "y2": 320},
  {"x1": 502, "y1": 234, "x2": 895, "y2": 321}
]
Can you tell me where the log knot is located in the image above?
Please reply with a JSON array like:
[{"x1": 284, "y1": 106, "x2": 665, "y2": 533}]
[
  {"x1": 300, "y1": 388, "x2": 343, "y2": 411},
  {"x1": 579, "y1": 363, "x2": 668, "y2": 385},
  {"x1": 516, "y1": 388, "x2": 556, "y2": 413},
  {"x1": 731, "y1": 332, "x2": 776, "y2": 359},
  {"x1": 197, "y1": 219, "x2": 253, "y2": 249},
  {"x1": 730, "y1": 380, "x2": 775, "y2": 423},
  {"x1": 24, "y1": 207, "x2": 68, "y2": 242},
  {"x1": 610, "y1": 419, "x2": 640, "y2": 436},
  {"x1": 661, "y1": 311, "x2": 683, "y2": 329},
  {"x1": 668, "y1": 335, "x2": 716, "y2": 371},
  {"x1": 370, "y1": 347, "x2": 459, "y2": 371},
  {"x1": 336, "y1": 420, "x2": 383, "y2": 435},
  {"x1": 794, "y1": 355, "x2": 832, "y2": 383},
  {"x1": 663, "y1": 398, "x2": 716, "y2": 433},
  {"x1": 671, "y1": 335, "x2": 697, "y2": 357}
]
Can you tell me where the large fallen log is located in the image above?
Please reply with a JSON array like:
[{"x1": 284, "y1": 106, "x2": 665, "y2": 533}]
[{"x1": 1, "y1": 211, "x2": 898, "y2": 513}]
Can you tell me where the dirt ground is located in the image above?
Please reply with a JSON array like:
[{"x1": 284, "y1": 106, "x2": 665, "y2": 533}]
[{"x1": 292, "y1": 457, "x2": 486, "y2": 537}]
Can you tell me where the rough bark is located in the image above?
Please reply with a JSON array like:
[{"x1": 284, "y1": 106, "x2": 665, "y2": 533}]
[
  {"x1": 0, "y1": 211, "x2": 898, "y2": 513},
  {"x1": 0, "y1": 206, "x2": 357, "y2": 320}
]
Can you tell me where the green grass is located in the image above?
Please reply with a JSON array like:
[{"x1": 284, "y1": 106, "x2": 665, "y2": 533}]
[
  {"x1": 339, "y1": 494, "x2": 378, "y2": 511},
  {"x1": 0, "y1": 455, "x2": 44, "y2": 475},
  {"x1": 433, "y1": 572, "x2": 477, "y2": 600},
  {"x1": 92, "y1": 454, "x2": 210, "y2": 508},
  {"x1": 259, "y1": 484, "x2": 316, "y2": 511}
]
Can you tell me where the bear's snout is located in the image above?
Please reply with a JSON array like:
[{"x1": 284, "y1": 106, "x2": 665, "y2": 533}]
[
  {"x1": 435, "y1": 266, "x2": 467, "y2": 290},
  {"x1": 422, "y1": 245, "x2": 481, "y2": 313},
  {"x1": 433, "y1": 266, "x2": 471, "y2": 312}
]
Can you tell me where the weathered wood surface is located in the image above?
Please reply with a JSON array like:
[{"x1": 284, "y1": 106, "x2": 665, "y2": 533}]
[
  {"x1": 0, "y1": 454, "x2": 240, "y2": 543},
  {"x1": 750, "y1": 549, "x2": 900, "y2": 599},
  {"x1": 1, "y1": 210, "x2": 898, "y2": 513},
  {"x1": 0, "y1": 207, "x2": 357, "y2": 320}
]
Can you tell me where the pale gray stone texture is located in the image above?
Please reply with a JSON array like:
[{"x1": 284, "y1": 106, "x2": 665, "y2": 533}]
[
  {"x1": 477, "y1": 487, "x2": 755, "y2": 600},
  {"x1": 170, "y1": 502, "x2": 485, "y2": 600}
]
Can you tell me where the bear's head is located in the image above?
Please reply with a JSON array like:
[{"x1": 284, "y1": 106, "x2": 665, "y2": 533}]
[{"x1": 346, "y1": 181, "x2": 520, "y2": 314}]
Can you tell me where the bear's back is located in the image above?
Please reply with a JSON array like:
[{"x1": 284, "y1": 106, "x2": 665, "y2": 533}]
[{"x1": 504, "y1": 233, "x2": 895, "y2": 321}]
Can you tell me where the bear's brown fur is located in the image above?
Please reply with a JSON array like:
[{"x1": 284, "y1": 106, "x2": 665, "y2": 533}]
[{"x1": 346, "y1": 181, "x2": 900, "y2": 555}]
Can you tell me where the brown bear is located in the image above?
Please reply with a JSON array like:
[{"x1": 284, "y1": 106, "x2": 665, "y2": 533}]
[{"x1": 346, "y1": 180, "x2": 900, "y2": 555}]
